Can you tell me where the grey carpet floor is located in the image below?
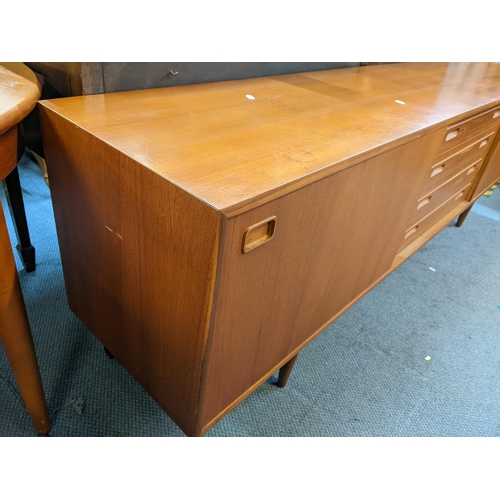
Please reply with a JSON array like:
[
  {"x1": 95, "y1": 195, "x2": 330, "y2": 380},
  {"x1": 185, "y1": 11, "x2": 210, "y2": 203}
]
[{"x1": 1, "y1": 156, "x2": 499, "y2": 437}]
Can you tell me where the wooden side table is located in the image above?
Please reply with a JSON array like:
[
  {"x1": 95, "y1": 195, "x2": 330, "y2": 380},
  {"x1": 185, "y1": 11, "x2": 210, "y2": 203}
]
[{"x1": 0, "y1": 62, "x2": 50, "y2": 435}]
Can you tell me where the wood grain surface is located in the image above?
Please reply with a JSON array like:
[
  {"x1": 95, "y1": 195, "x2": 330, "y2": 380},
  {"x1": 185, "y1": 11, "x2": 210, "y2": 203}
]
[
  {"x1": 199, "y1": 130, "x2": 443, "y2": 431},
  {"x1": 40, "y1": 63, "x2": 500, "y2": 217},
  {"x1": 25, "y1": 62, "x2": 105, "y2": 96},
  {"x1": 40, "y1": 108, "x2": 222, "y2": 436},
  {"x1": 39, "y1": 62, "x2": 500, "y2": 436},
  {"x1": 471, "y1": 124, "x2": 500, "y2": 197},
  {"x1": 1, "y1": 63, "x2": 50, "y2": 435},
  {"x1": 0, "y1": 201, "x2": 51, "y2": 435},
  {"x1": 0, "y1": 63, "x2": 41, "y2": 134},
  {"x1": 0, "y1": 126, "x2": 18, "y2": 179}
]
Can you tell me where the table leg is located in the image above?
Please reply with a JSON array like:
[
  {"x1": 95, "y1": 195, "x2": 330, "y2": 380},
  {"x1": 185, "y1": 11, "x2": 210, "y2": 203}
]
[
  {"x1": 0, "y1": 202, "x2": 50, "y2": 435},
  {"x1": 277, "y1": 353, "x2": 298, "y2": 388},
  {"x1": 456, "y1": 204, "x2": 474, "y2": 228},
  {"x1": 3, "y1": 166, "x2": 36, "y2": 272}
]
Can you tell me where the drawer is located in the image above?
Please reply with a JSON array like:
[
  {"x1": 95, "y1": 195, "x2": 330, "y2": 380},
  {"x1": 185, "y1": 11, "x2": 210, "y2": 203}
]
[
  {"x1": 410, "y1": 162, "x2": 478, "y2": 226},
  {"x1": 400, "y1": 182, "x2": 472, "y2": 250},
  {"x1": 421, "y1": 130, "x2": 495, "y2": 196},
  {"x1": 436, "y1": 106, "x2": 500, "y2": 156}
]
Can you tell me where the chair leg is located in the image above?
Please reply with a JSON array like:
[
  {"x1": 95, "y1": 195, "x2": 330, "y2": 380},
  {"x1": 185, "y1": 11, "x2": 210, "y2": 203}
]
[
  {"x1": 456, "y1": 204, "x2": 473, "y2": 228},
  {"x1": 3, "y1": 166, "x2": 36, "y2": 272},
  {"x1": 277, "y1": 354, "x2": 298, "y2": 388},
  {"x1": 0, "y1": 203, "x2": 50, "y2": 435}
]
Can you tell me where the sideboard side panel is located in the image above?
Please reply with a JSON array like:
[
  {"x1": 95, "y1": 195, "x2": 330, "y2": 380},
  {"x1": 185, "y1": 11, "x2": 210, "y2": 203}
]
[
  {"x1": 201, "y1": 131, "x2": 443, "y2": 429},
  {"x1": 471, "y1": 129, "x2": 500, "y2": 198},
  {"x1": 40, "y1": 106, "x2": 221, "y2": 436}
]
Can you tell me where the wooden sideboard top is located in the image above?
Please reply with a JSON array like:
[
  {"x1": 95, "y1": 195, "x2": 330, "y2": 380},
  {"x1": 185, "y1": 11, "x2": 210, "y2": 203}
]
[{"x1": 40, "y1": 62, "x2": 500, "y2": 217}]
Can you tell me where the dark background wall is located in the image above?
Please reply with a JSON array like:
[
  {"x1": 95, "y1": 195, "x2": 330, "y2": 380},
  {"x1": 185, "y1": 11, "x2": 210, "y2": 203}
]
[
  {"x1": 26, "y1": 62, "x2": 362, "y2": 96},
  {"x1": 101, "y1": 62, "x2": 360, "y2": 92}
]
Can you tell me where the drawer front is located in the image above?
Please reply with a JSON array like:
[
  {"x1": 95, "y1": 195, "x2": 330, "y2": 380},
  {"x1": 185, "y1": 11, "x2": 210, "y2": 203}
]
[
  {"x1": 411, "y1": 164, "x2": 478, "y2": 225},
  {"x1": 411, "y1": 162, "x2": 481, "y2": 224},
  {"x1": 436, "y1": 106, "x2": 500, "y2": 156},
  {"x1": 400, "y1": 182, "x2": 472, "y2": 250},
  {"x1": 421, "y1": 130, "x2": 495, "y2": 196}
]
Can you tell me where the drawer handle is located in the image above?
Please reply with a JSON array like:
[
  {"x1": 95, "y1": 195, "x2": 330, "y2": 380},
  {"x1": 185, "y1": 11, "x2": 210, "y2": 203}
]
[
  {"x1": 404, "y1": 226, "x2": 418, "y2": 239},
  {"x1": 431, "y1": 164, "x2": 445, "y2": 177},
  {"x1": 494, "y1": 111, "x2": 500, "y2": 119},
  {"x1": 445, "y1": 129, "x2": 462, "y2": 141},
  {"x1": 455, "y1": 190, "x2": 466, "y2": 201},
  {"x1": 480, "y1": 138, "x2": 489, "y2": 148},
  {"x1": 417, "y1": 196, "x2": 431, "y2": 210},
  {"x1": 467, "y1": 165, "x2": 477, "y2": 175},
  {"x1": 242, "y1": 216, "x2": 277, "y2": 253}
]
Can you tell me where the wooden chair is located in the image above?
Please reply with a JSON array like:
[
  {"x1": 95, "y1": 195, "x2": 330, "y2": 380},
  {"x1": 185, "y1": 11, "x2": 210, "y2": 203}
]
[{"x1": 0, "y1": 62, "x2": 50, "y2": 435}]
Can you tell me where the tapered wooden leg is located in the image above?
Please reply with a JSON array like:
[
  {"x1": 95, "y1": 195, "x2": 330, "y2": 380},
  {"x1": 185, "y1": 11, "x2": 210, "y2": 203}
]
[
  {"x1": 456, "y1": 204, "x2": 473, "y2": 227},
  {"x1": 3, "y1": 167, "x2": 36, "y2": 272},
  {"x1": 32, "y1": 151, "x2": 49, "y2": 188},
  {"x1": 277, "y1": 354, "x2": 298, "y2": 388},
  {"x1": 103, "y1": 345, "x2": 115, "y2": 359},
  {"x1": 0, "y1": 203, "x2": 50, "y2": 435}
]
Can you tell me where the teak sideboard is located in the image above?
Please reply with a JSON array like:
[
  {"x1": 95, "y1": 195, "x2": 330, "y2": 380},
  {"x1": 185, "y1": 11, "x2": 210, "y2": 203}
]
[{"x1": 39, "y1": 63, "x2": 500, "y2": 436}]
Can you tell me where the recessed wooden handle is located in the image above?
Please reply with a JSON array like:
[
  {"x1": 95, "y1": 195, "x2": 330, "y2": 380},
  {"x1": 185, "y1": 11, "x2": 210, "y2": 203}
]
[
  {"x1": 417, "y1": 197, "x2": 431, "y2": 210},
  {"x1": 404, "y1": 226, "x2": 418, "y2": 239},
  {"x1": 493, "y1": 111, "x2": 500, "y2": 119},
  {"x1": 242, "y1": 216, "x2": 277, "y2": 253},
  {"x1": 431, "y1": 164, "x2": 445, "y2": 177},
  {"x1": 445, "y1": 129, "x2": 460, "y2": 141},
  {"x1": 480, "y1": 139, "x2": 489, "y2": 148},
  {"x1": 466, "y1": 165, "x2": 477, "y2": 175}
]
